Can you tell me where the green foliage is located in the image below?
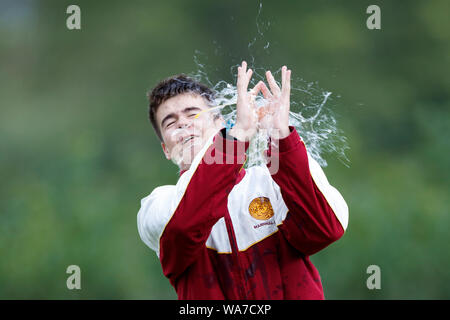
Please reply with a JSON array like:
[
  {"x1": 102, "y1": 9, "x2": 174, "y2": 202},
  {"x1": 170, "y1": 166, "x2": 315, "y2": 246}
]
[{"x1": 0, "y1": 0, "x2": 448, "y2": 299}]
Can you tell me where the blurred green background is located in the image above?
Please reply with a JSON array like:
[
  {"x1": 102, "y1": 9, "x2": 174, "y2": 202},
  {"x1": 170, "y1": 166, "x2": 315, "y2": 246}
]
[{"x1": 1, "y1": 0, "x2": 449, "y2": 299}]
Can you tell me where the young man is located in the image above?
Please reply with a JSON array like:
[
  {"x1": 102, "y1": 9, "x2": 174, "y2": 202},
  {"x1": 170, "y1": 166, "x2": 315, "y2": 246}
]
[{"x1": 137, "y1": 61, "x2": 349, "y2": 299}]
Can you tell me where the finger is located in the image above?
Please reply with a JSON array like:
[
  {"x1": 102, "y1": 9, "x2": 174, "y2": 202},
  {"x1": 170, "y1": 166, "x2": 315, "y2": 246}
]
[
  {"x1": 249, "y1": 81, "x2": 263, "y2": 95},
  {"x1": 266, "y1": 70, "x2": 281, "y2": 96},
  {"x1": 258, "y1": 81, "x2": 272, "y2": 99},
  {"x1": 282, "y1": 69, "x2": 291, "y2": 103},
  {"x1": 246, "y1": 68, "x2": 252, "y2": 80},
  {"x1": 238, "y1": 61, "x2": 247, "y2": 79},
  {"x1": 237, "y1": 65, "x2": 246, "y2": 94},
  {"x1": 246, "y1": 68, "x2": 253, "y2": 87},
  {"x1": 281, "y1": 66, "x2": 287, "y2": 90},
  {"x1": 238, "y1": 69, "x2": 252, "y2": 97}
]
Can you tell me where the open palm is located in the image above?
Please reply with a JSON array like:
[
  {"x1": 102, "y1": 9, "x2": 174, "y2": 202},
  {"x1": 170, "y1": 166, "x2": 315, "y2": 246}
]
[{"x1": 258, "y1": 66, "x2": 291, "y2": 139}]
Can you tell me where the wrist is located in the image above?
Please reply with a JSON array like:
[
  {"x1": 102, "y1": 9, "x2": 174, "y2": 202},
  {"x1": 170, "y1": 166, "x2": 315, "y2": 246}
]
[
  {"x1": 270, "y1": 126, "x2": 290, "y2": 140},
  {"x1": 268, "y1": 126, "x2": 301, "y2": 154}
]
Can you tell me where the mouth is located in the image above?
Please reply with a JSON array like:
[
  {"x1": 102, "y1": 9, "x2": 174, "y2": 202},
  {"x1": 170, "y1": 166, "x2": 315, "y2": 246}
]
[{"x1": 182, "y1": 135, "x2": 198, "y2": 145}]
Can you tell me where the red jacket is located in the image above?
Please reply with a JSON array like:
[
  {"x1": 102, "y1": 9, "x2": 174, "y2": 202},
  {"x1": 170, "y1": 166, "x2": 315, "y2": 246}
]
[{"x1": 137, "y1": 127, "x2": 348, "y2": 299}]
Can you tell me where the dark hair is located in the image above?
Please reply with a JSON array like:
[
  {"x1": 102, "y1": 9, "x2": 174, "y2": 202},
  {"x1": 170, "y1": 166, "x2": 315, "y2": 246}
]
[{"x1": 147, "y1": 74, "x2": 215, "y2": 141}]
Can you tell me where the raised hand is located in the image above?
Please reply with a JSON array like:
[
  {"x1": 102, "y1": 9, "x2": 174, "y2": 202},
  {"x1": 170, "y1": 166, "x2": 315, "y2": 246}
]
[
  {"x1": 229, "y1": 61, "x2": 264, "y2": 142},
  {"x1": 258, "y1": 66, "x2": 291, "y2": 139}
]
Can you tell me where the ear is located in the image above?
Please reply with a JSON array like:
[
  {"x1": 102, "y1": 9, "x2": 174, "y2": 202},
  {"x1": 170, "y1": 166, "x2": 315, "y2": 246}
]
[{"x1": 161, "y1": 142, "x2": 171, "y2": 160}]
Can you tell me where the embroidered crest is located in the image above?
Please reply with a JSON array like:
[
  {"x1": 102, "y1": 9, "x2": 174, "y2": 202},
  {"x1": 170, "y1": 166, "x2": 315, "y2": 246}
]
[{"x1": 248, "y1": 197, "x2": 274, "y2": 220}]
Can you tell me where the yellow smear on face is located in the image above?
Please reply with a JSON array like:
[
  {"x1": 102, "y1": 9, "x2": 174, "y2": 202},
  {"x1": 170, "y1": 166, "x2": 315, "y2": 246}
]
[{"x1": 194, "y1": 102, "x2": 235, "y2": 119}]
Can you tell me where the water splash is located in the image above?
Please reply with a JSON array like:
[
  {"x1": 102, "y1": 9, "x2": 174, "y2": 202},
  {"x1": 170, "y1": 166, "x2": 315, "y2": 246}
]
[
  {"x1": 203, "y1": 75, "x2": 349, "y2": 168},
  {"x1": 189, "y1": 3, "x2": 350, "y2": 168}
]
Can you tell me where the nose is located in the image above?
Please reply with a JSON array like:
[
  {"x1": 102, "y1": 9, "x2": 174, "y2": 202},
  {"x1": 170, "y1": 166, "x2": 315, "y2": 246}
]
[
  {"x1": 174, "y1": 116, "x2": 194, "y2": 144},
  {"x1": 177, "y1": 115, "x2": 192, "y2": 129}
]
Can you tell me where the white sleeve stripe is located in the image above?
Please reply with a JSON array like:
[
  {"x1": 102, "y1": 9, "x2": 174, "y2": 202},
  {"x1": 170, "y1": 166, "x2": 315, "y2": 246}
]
[
  {"x1": 137, "y1": 131, "x2": 218, "y2": 257},
  {"x1": 307, "y1": 153, "x2": 349, "y2": 231}
]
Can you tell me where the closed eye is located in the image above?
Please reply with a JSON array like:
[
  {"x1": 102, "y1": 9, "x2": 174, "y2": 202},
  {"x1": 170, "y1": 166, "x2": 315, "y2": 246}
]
[{"x1": 184, "y1": 107, "x2": 202, "y2": 118}]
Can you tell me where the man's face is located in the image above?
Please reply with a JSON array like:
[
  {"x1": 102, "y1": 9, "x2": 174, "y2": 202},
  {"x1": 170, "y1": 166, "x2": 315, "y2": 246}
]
[{"x1": 156, "y1": 93, "x2": 222, "y2": 171}]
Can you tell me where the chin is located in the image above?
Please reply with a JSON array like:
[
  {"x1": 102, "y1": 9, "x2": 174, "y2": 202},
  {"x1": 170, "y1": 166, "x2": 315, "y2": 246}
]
[{"x1": 172, "y1": 140, "x2": 204, "y2": 171}]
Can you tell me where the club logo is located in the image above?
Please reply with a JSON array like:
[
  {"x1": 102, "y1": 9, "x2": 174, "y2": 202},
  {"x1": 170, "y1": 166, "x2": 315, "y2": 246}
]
[{"x1": 249, "y1": 197, "x2": 274, "y2": 220}]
